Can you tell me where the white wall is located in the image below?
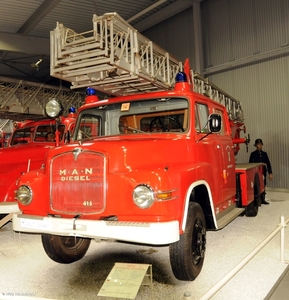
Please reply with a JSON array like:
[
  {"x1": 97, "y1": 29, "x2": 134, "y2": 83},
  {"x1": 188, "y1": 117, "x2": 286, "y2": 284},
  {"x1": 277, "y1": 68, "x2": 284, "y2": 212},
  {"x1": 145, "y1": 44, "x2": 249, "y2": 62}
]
[
  {"x1": 143, "y1": 0, "x2": 289, "y2": 189},
  {"x1": 210, "y1": 56, "x2": 289, "y2": 190},
  {"x1": 143, "y1": 7, "x2": 196, "y2": 69}
]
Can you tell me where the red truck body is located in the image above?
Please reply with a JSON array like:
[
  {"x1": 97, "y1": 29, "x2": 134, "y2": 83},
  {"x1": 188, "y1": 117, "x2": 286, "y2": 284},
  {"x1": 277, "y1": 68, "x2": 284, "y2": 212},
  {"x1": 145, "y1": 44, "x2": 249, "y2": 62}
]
[
  {"x1": 13, "y1": 77, "x2": 265, "y2": 281},
  {"x1": 12, "y1": 12, "x2": 265, "y2": 281},
  {"x1": 0, "y1": 113, "x2": 76, "y2": 216},
  {"x1": 0, "y1": 120, "x2": 14, "y2": 148}
]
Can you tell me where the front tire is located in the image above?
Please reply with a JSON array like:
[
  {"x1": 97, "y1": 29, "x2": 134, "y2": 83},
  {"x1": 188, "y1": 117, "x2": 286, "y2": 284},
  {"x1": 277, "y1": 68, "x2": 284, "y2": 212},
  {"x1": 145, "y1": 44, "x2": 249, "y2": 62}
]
[
  {"x1": 169, "y1": 202, "x2": 206, "y2": 281},
  {"x1": 41, "y1": 234, "x2": 91, "y2": 264}
]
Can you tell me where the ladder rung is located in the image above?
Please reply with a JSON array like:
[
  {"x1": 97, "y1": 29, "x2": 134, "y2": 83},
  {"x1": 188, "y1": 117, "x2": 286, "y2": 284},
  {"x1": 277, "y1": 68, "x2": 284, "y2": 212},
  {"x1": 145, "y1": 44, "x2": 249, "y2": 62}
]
[
  {"x1": 63, "y1": 34, "x2": 96, "y2": 46},
  {"x1": 53, "y1": 59, "x2": 112, "y2": 74},
  {"x1": 56, "y1": 50, "x2": 107, "y2": 64},
  {"x1": 60, "y1": 41, "x2": 102, "y2": 56}
]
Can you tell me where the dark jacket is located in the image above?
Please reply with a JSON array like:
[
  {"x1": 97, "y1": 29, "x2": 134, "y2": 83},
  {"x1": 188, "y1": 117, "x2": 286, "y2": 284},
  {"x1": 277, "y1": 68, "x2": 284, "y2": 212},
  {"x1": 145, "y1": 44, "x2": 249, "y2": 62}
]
[{"x1": 249, "y1": 149, "x2": 273, "y2": 176}]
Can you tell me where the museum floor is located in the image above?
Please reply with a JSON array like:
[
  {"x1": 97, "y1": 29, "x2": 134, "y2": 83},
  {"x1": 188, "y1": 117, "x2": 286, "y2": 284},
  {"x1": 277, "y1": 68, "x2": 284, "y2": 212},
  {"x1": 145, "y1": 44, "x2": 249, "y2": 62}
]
[
  {"x1": 1, "y1": 189, "x2": 289, "y2": 300},
  {"x1": 265, "y1": 264, "x2": 289, "y2": 300}
]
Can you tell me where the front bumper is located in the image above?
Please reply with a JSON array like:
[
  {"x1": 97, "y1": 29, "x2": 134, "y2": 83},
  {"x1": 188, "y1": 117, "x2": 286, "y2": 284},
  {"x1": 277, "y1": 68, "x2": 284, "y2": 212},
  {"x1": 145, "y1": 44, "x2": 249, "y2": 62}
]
[
  {"x1": 13, "y1": 214, "x2": 180, "y2": 245},
  {"x1": 0, "y1": 202, "x2": 20, "y2": 214}
]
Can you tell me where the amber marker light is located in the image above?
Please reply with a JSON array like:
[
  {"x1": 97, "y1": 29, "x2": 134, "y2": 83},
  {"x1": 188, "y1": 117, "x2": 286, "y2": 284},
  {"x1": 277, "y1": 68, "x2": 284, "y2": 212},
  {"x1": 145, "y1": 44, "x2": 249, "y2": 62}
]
[{"x1": 156, "y1": 191, "x2": 172, "y2": 200}]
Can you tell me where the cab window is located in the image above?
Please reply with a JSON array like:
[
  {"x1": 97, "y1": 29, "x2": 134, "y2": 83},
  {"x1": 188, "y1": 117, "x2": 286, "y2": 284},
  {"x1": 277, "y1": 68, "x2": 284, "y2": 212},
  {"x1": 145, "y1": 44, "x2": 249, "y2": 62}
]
[
  {"x1": 34, "y1": 125, "x2": 65, "y2": 142},
  {"x1": 195, "y1": 103, "x2": 209, "y2": 133},
  {"x1": 76, "y1": 115, "x2": 100, "y2": 140},
  {"x1": 119, "y1": 110, "x2": 187, "y2": 133},
  {"x1": 10, "y1": 127, "x2": 33, "y2": 145}
]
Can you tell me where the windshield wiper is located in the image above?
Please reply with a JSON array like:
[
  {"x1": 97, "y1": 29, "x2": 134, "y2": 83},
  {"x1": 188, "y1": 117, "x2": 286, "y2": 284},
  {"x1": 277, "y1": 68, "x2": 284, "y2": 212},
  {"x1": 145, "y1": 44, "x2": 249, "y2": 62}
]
[{"x1": 118, "y1": 124, "x2": 149, "y2": 134}]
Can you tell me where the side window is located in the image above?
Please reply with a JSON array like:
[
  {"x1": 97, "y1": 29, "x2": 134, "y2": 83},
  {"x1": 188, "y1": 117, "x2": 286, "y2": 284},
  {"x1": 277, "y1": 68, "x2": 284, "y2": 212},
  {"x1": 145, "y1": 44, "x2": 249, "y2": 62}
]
[
  {"x1": 10, "y1": 127, "x2": 33, "y2": 145},
  {"x1": 34, "y1": 125, "x2": 65, "y2": 142},
  {"x1": 195, "y1": 103, "x2": 209, "y2": 133}
]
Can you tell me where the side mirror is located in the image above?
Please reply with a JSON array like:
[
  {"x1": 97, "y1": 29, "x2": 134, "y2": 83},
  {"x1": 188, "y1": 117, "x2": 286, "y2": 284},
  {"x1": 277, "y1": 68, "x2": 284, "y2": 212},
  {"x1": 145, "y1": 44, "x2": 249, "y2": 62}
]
[{"x1": 208, "y1": 114, "x2": 222, "y2": 133}]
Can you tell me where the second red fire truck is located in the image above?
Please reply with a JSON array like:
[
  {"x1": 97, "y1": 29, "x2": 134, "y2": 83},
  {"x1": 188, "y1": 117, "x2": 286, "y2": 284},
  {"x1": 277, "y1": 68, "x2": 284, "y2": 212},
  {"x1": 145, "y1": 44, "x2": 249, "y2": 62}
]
[{"x1": 0, "y1": 100, "x2": 76, "y2": 227}]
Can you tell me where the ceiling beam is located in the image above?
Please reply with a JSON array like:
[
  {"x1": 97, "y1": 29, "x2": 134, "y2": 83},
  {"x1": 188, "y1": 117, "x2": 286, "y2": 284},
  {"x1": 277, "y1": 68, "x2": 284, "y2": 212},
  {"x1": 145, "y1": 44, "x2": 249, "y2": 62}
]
[
  {"x1": 204, "y1": 45, "x2": 289, "y2": 76},
  {"x1": 127, "y1": 0, "x2": 167, "y2": 23},
  {"x1": 0, "y1": 32, "x2": 49, "y2": 55},
  {"x1": 17, "y1": 0, "x2": 61, "y2": 34},
  {"x1": 134, "y1": 0, "x2": 195, "y2": 32}
]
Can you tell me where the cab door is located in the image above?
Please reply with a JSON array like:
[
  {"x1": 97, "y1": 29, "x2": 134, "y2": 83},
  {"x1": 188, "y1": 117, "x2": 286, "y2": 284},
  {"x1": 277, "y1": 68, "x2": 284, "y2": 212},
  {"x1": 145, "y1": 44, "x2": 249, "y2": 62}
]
[
  {"x1": 213, "y1": 108, "x2": 236, "y2": 204},
  {"x1": 194, "y1": 101, "x2": 225, "y2": 206}
]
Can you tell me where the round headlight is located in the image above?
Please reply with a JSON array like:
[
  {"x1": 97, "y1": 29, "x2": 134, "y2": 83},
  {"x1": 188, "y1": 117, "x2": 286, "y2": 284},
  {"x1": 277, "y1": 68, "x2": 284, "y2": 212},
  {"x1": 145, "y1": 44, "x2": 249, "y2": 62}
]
[
  {"x1": 16, "y1": 185, "x2": 32, "y2": 205},
  {"x1": 45, "y1": 99, "x2": 63, "y2": 118},
  {"x1": 133, "y1": 185, "x2": 154, "y2": 209}
]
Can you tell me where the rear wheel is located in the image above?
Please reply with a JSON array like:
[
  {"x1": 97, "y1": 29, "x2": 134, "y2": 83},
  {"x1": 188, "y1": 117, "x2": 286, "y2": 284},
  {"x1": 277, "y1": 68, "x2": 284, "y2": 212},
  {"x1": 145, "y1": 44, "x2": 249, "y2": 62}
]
[
  {"x1": 245, "y1": 200, "x2": 259, "y2": 217},
  {"x1": 169, "y1": 202, "x2": 206, "y2": 281},
  {"x1": 41, "y1": 234, "x2": 91, "y2": 263}
]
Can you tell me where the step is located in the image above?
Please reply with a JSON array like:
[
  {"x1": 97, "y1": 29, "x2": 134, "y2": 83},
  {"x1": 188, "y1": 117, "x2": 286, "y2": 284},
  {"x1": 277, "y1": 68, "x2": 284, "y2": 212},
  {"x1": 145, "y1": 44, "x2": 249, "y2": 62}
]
[{"x1": 216, "y1": 207, "x2": 245, "y2": 229}]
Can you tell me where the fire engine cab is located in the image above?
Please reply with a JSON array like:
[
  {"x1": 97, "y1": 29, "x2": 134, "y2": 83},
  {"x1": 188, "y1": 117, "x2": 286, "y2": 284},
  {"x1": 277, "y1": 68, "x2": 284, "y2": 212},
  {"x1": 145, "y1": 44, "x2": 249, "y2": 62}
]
[
  {"x1": 0, "y1": 100, "x2": 76, "y2": 227},
  {"x1": 13, "y1": 13, "x2": 264, "y2": 281}
]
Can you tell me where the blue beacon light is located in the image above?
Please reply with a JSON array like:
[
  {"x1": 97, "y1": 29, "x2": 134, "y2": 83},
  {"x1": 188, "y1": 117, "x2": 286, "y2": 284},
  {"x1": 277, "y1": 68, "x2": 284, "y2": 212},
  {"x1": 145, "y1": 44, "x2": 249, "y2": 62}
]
[
  {"x1": 175, "y1": 72, "x2": 188, "y2": 83},
  {"x1": 68, "y1": 106, "x2": 76, "y2": 114},
  {"x1": 174, "y1": 71, "x2": 191, "y2": 92},
  {"x1": 86, "y1": 87, "x2": 97, "y2": 96},
  {"x1": 85, "y1": 87, "x2": 99, "y2": 103}
]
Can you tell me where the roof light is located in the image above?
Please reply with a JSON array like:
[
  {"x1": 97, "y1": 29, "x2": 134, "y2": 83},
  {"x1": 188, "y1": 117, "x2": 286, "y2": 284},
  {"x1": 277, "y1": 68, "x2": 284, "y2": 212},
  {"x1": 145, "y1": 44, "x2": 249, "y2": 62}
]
[
  {"x1": 175, "y1": 72, "x2": 187, "y2": 83},
  {"x1": 85, "y1": 87, "x2": 99, "y2": 104},
  {"x1": 174, "y1": 71, "x2": 192, "y2": 92},
  {"x1": 86, "y1": 87, "x2": 97, "y2": 96},
  {"x1": 69, "y1": 106, "x2": 76, "y2": 114}
]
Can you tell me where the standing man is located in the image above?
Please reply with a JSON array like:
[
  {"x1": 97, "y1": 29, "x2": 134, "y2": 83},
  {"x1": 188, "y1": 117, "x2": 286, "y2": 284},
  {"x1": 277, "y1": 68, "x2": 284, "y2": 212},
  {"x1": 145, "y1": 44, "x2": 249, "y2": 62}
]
[{"x1": 249, "y1": 138, "x2": 273, "y2": 205}]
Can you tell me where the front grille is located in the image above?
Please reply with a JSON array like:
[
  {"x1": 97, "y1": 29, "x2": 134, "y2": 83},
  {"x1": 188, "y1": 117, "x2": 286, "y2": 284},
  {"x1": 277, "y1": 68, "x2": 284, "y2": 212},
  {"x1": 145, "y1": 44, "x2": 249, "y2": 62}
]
[{"x1": 50, "y1": 149, "x2": 106, "y2": 214}]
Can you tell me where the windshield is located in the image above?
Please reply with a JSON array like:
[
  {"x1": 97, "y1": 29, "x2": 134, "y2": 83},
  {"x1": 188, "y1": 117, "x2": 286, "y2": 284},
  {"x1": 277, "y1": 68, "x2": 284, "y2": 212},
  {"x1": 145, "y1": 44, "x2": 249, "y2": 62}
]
[
  {"x1": 10, "y1": 125, "x2": 66, "y2": 145},
  {"x1": 74, "y1": 97, "x2": 189, "y2": 140}
]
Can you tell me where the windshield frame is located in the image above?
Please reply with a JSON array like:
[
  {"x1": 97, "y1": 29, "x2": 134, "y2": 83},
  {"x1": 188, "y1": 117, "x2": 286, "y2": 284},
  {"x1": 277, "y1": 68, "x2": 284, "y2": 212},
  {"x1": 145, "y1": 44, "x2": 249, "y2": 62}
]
[{"x1": 73, "y1": 97, "x2": 190, "y2": 141}]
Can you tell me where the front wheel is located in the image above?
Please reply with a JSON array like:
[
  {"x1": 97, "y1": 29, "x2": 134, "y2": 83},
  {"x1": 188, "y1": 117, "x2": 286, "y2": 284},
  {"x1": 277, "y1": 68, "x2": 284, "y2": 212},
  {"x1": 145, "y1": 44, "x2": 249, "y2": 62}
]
[
  {"x1": 169, "y1": 202, "x2": 206, "y2": 281},
  {"x1": 41, "y1": 234, "x2": 91, "y2": 264}
]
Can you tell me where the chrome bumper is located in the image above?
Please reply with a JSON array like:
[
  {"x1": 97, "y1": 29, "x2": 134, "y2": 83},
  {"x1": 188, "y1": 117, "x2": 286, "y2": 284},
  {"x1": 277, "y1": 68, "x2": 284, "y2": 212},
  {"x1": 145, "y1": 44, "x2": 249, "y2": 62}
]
[{"x1": 13, "y1": 214, "x2": 180, "y2": 245}]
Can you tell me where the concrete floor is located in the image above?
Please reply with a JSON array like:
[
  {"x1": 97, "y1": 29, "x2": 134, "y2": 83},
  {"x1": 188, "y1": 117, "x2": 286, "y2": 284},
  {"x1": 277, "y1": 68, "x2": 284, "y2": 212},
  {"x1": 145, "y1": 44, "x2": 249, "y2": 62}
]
[
  {"x1": 1, "y1": 189, "x2": 289, "y2": 300},
  {"x1": 265, "y1": 264, "x2": 289, "y2": 300}
]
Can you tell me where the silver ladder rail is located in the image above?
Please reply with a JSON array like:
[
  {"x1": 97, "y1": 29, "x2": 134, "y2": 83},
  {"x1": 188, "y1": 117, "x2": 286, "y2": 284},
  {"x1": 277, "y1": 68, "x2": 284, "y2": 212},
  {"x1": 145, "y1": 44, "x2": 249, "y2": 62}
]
[
  {"x1": 50, "y1": 12, "x2": 181, "y2": 95},
  {"x1": 0, "y1": 77, "x2": 84, "y2": 117},
  {"x1": 193, "y1": 72, "x2": 244, "y2": 123},
  {"x1": 50, "y1": 12, "x2": 243, "y2": 122}
]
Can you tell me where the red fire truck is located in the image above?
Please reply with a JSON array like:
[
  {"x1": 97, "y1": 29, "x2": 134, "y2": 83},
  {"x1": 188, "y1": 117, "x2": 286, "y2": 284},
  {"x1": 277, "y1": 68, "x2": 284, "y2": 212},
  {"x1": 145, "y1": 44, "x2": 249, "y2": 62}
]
[
  {"x1": 0, "y1": 119, "x2": 14, "y2": 148},
  {"x1": 13, "y1": 13, "x2": 264, "y2": 281},
  {"x1": 0, "y1": 100, "x2": 76, "y2": 226}
]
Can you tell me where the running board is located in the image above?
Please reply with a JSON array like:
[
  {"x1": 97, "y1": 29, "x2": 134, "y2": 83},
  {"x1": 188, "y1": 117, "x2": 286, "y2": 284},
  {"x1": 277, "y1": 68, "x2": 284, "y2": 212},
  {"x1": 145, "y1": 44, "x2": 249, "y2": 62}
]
[{"x1": 216, "y1": 208, "x2": 245, "y2": 229}]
